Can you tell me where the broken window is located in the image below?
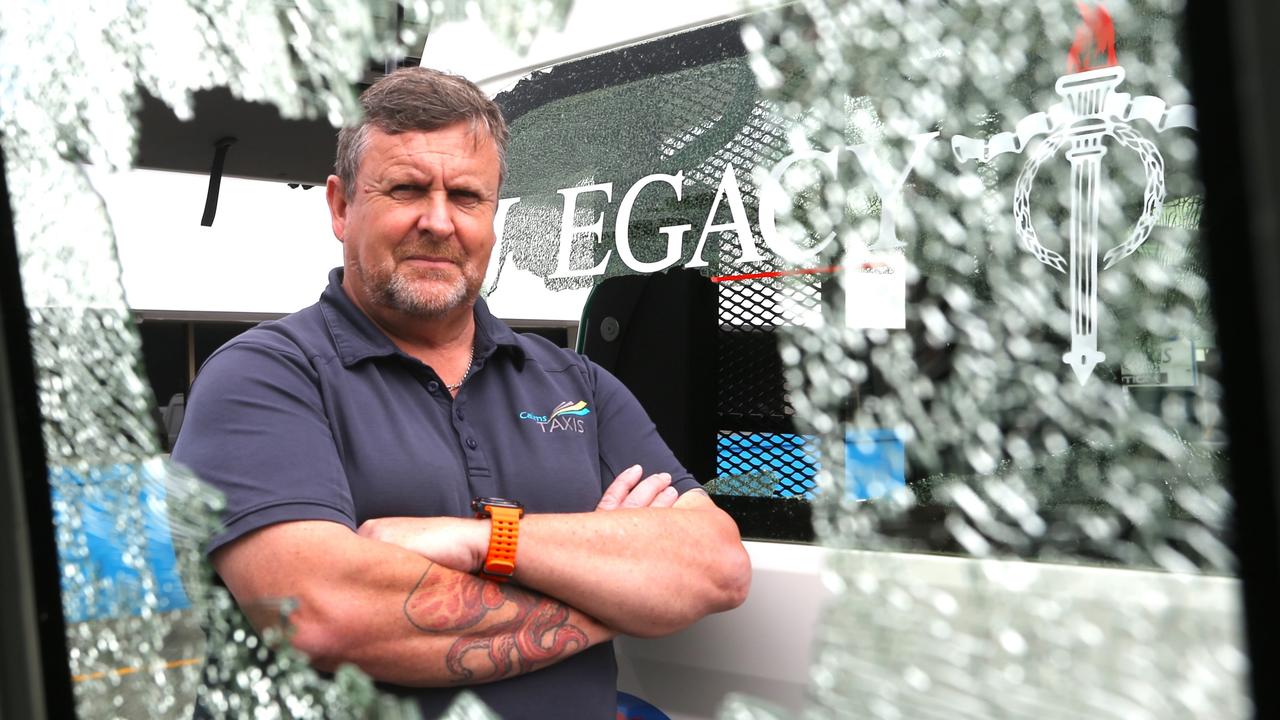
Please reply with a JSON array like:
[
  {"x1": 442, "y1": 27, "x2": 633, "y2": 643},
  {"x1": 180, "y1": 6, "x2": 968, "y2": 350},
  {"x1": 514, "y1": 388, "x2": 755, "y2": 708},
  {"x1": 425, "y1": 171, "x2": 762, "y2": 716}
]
[
  {"x1": 0, "y1": 0, "x2": 1254, "y2": 718},
  {"x1": 485, "y1": 1, "x2": 1247, "y2": 717},
  {"x1": 0, "y1": 1, "x2": 572, "y2": 718}
]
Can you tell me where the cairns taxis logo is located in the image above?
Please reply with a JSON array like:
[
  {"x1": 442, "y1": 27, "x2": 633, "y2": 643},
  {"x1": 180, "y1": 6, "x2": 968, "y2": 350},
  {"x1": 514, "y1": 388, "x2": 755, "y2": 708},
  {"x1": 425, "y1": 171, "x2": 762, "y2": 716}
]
[{"x1": 518, "y1": 400, "x2": 591, "y2": 434}]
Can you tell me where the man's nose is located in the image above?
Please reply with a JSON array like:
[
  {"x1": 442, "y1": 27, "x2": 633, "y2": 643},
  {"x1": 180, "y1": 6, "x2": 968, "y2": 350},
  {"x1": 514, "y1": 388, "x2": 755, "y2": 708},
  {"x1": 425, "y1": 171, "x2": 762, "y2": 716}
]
[{"x1": 416, "y1": 194, "x2": 455, "y2": 237}]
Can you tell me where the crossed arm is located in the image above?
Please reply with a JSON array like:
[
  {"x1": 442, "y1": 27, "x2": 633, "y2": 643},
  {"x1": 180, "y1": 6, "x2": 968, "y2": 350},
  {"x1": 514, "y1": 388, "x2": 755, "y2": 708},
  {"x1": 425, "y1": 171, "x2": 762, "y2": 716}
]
[
  {"x1": 213, "y1": 466, "x2": 751, "y2": 686},
  {"x1": 213, "y1": 520, "x2": 614, "y2": 686},
  {"x1": 360, "y1": 465, "x2": 752, "y2": 637}
]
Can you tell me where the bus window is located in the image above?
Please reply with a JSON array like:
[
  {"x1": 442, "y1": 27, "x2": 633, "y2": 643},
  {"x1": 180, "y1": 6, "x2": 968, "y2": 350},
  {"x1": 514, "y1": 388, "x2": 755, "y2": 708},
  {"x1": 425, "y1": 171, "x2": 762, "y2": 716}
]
[
  {"x1": 489, "y1": 4, "x2": 1225, "y2": 559},
  {"x1": 487, "y1": 1, "x2": 1253, "y2": 718}
]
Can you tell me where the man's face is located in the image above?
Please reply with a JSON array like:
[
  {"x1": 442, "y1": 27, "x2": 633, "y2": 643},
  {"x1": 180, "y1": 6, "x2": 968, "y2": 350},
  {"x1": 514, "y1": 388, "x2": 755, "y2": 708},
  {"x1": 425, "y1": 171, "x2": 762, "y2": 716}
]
[{"x1": 326, "y1": 122, "x2": 501, "y2": 323}]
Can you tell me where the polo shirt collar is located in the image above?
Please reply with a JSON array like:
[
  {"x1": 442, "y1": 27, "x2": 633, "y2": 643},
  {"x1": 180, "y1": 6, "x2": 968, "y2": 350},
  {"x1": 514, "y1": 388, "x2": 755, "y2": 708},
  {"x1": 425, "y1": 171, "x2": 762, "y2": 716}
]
[
  {"x1": 471, "y1": 290, "x2": 525, "y2": 365},
  {"x1": 319, "y1": 267, "x2": 525, "y2": 368}
]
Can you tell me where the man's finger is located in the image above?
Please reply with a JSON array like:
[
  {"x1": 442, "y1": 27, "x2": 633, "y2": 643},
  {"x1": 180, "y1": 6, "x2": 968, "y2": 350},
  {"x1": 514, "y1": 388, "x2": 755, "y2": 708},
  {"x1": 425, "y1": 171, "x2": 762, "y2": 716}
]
[
  {"x1": 620, "y1": 473, "x2": 672, "y2": 508},
  {"x1": 597, "y1": 464, "x2": 644, "y2": 510},
  {"x1": 650, "y1": 486, "x2": 680, "y2": 509}
]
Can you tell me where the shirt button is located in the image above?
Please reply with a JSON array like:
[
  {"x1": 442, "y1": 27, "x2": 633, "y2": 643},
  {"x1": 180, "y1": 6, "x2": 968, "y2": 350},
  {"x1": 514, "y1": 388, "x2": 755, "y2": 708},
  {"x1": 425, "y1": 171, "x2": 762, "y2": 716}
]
[
  {"x1": 426, "y1": 380, "x2": 440, "y2": 393},
  {"x1": 466, "y1": 437, "x2": 478, "y2": 450},
  {"x1": 455, "y1": 407, "x2": 465, "y2": 420}
]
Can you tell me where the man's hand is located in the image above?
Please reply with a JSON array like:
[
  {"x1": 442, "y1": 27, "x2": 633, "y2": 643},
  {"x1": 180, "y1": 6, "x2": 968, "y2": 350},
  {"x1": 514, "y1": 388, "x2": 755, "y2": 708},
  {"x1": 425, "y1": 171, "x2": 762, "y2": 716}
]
[
  {"x1": 359, "y1": 465, "x2": 680, "y2": 569},
  {"x1": 358, "y1": 516, "x2": 487, "y2": 573},
  {"x1": 595, "y1": 465, "x2": 679, "y2": 511},
  {"x1": 358, "y1": 466, "x2": 749, "y2": 638}
]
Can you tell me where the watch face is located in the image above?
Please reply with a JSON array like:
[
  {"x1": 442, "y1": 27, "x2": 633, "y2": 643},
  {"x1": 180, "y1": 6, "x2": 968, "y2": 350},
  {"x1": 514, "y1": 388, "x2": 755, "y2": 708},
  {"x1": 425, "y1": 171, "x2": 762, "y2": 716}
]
[{"x1": 471, "y1": 496, "x2": 523, "y2": 513}]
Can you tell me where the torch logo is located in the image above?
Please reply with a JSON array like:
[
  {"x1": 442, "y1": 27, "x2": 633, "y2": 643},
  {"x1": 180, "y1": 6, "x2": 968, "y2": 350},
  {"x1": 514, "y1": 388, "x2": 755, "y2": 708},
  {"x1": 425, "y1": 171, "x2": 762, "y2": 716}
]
[{"x1": 952, "y1": 3, "x2": 1196, "y2": 384}]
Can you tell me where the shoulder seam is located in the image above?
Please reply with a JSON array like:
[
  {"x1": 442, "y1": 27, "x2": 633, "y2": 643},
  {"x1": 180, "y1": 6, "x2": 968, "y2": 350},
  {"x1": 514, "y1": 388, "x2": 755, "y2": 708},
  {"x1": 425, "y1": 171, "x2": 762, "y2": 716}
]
[{"x1": 221, "y1": 497, "x2": 355, "y2": 528}]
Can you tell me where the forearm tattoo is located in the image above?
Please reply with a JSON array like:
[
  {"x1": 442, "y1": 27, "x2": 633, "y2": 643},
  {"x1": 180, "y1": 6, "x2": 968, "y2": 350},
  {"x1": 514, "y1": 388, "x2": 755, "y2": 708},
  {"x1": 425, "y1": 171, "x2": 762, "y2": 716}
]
[{"x1": 402, "y1": 564, "x2": 590, "y2": 683}]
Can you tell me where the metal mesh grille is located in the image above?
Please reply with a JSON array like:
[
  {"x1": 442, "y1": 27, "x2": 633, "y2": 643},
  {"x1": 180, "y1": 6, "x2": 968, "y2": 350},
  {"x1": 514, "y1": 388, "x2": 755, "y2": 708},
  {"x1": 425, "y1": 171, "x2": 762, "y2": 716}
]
[
  {"x1": 704, "y1": 98, "x2": 825, "y2": 496},
  {"x1": 713, "y1": 431, "x2": 818, "y2": 498},
  {"x1": 674, "y1": 99, "x2": 791, "y2": 202},
  {"x1": 716, "y1": 273, "x2": 820, "y2": 423},
  {"x1": 714, "y1": 252, "x2": 824, "y2": 493}
]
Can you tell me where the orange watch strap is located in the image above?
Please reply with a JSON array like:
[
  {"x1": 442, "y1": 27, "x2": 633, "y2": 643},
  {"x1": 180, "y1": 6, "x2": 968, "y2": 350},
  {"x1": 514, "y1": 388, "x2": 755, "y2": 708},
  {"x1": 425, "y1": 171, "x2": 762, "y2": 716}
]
[{"x1": 481, "y1": 505, "x2": 522, "y2": 581}]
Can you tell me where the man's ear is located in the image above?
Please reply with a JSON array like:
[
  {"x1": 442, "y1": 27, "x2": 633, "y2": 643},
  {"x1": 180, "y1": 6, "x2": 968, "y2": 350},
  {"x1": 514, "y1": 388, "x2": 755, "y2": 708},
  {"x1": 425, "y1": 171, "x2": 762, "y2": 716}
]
[{"x1": 325, "y1": 175, "x2": 347, "y2": 242}]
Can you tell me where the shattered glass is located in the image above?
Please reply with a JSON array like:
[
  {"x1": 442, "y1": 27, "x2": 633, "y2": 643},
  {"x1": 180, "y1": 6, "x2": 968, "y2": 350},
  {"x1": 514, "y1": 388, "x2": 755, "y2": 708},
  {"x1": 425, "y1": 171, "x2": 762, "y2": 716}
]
[
  {"x1": 405, "y1": 0, "x2": 1247, "y2": 716},
  {"x1": 3, "y1": 0, "x2": 1251, "y2": 716},
  {"x1": 0, "y1": 0, "x2": 569, "y2": 718},
  {"x1": 719, "y1": 0, "x2": 1247, "y2": 717},
  {"x1": 405, "y1": 1, "x2": 576, "y2": 57},
  {"x1": 492, "y1": 57, "x2": 778, "y2": 291}
]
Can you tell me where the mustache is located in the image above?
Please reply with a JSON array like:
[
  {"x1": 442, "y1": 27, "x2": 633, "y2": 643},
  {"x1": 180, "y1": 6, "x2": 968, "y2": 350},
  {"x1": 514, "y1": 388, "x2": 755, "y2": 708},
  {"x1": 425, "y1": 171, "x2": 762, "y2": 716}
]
[{"x1": 393, "y1": 238, "x2": 465, "y2": 264}]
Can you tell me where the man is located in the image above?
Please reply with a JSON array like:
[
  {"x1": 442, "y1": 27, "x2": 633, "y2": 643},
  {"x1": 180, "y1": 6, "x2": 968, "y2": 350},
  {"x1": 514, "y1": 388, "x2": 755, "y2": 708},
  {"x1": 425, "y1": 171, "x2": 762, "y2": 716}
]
[{"x1": 171, "y1": 67, "x2": 751, "y2": 719}]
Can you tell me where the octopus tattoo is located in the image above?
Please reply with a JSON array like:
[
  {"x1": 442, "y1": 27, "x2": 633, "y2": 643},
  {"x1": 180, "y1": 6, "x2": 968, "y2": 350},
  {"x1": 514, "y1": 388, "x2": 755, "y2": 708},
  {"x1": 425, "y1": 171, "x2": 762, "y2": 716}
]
[{"x1": 402, "y1": 565, "x2": 590, "y2": 682}]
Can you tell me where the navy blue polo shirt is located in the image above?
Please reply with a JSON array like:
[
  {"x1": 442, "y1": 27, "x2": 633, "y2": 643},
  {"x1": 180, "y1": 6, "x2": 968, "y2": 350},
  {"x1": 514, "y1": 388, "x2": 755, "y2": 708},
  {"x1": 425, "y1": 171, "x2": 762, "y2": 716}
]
[{"x1": 173, "y1": 267, "x2": 699, "y2": 719}]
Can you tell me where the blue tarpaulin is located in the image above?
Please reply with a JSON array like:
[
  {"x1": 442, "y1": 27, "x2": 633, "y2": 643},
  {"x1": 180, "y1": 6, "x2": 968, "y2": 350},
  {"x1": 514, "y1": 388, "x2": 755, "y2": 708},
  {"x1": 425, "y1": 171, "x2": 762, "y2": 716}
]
[{"x1": 49, "y1": 464, "x2": 191, "y2": 622}]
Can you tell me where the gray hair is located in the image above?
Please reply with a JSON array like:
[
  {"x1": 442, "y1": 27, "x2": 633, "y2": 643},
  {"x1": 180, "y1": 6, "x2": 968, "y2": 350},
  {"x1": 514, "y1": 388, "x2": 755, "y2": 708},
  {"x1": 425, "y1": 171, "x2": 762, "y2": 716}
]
[{"x1": 335, "y1": 67, "x2": 509, "y2": 199}]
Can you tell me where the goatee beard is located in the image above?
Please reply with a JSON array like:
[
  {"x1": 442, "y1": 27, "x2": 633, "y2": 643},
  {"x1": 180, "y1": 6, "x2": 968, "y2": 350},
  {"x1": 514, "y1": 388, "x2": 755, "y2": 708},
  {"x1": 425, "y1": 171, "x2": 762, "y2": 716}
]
[{"x1": 379, "y1": 267, "x2": 474, "y2": 318}]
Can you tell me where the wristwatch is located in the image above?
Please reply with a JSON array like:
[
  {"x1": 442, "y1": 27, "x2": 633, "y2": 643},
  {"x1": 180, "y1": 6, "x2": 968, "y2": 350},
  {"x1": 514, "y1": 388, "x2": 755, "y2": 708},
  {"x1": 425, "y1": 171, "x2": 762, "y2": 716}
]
[{"x1": 471, "y1": 497, "x2": 524, "y2": 582}]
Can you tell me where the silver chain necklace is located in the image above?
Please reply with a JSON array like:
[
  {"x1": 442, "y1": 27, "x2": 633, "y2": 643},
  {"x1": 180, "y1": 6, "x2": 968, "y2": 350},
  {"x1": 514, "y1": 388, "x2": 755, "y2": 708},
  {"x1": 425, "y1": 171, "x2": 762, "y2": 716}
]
[{"x1": 445, "y1": 345, "x2": 474, "y2": 392}]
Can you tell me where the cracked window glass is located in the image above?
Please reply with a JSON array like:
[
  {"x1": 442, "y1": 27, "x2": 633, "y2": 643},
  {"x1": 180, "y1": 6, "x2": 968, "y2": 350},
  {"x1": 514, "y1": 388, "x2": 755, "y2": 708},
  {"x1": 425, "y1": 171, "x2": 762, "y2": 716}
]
[
  {"x1": 482, "y1": 1, "x2": 1247, "y2": 718},
  {"x1": 1, "y1": 1, "x2": 572, "y2": 718},
  {"x1": 732, "y1": 0, "x2": 1242, "y2": 717},
  {"x1": 4, "y1": 0, "x2": 1250, "y2": 717}
]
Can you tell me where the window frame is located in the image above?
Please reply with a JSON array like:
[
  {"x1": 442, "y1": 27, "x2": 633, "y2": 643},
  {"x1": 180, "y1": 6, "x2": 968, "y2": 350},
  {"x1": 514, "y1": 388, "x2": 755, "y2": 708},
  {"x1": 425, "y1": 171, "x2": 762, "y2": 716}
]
[
  {"x1": 0, "y1": 150, "x2": 76, "y2": 720},
  {"x1": 1187, "y1": 0, "x2": 1280, "y2": 715}
]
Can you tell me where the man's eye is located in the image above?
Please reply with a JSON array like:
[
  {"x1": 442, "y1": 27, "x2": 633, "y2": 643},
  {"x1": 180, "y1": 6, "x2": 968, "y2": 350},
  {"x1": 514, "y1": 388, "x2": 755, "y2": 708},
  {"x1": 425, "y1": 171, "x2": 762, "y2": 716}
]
[
  {"x1": 452, "y1": 191, "x2": 482, "y2": 206},
  {"x1": 389, "y1": 185, "x2": 423, "y2": 199}
]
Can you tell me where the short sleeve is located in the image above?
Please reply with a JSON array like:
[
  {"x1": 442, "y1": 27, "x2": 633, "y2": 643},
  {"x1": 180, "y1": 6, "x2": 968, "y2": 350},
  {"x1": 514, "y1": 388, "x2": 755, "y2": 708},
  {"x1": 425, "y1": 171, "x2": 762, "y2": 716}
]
[
  {"x1": 171, "y1": 335, "x2": 355, "y2": 555},
  {"x1": 588, "y1": 360, "x2": 701, "y2": 495}
]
